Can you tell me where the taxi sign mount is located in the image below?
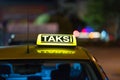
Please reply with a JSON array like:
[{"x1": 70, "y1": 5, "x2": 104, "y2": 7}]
[{"x1": 36, "y1": 34, "x2": 77, "y2": 46}]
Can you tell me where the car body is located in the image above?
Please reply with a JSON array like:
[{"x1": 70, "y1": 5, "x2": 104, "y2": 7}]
[{"x1": 0, "y1": 34, "x2": 109, "y2": 80}]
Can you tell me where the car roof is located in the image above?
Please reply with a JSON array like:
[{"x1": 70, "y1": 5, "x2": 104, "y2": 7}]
[{"x1": 0, "y1": 45, "x2": 92, "y2": 60}]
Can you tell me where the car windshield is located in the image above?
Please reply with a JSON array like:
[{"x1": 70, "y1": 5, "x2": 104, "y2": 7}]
[{"x1": 0, "y1": 59, "x2": 101, "y2": 80}]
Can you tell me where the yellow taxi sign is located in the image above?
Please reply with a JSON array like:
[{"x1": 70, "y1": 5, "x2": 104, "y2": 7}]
[{"x1": 36, "y1": 34, "x2": 77, "y2": 46}]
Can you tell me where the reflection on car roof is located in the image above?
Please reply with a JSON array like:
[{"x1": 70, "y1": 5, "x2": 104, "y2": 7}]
[{"x1": 0, "y1": 45, "x2": 90, "y2": 60}]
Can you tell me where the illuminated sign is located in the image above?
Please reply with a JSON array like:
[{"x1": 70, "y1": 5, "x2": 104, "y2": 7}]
[{"x1": 36, "y1": 34, "x2": 77, "y2": 46}]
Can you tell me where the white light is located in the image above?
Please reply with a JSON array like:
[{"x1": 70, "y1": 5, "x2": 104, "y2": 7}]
[
  {"x1": 73, "y1": 30, "x2": 80, "y2": 37},
  {"x1": 11, "y1": 34, "x2": 15, "y2": 39},
  {"x1": 78, "y1": 32, "x2": 89, "y2": 38}
]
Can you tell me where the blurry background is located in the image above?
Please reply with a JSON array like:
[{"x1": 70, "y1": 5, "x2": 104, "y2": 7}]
[
  {"x1": 0, "y1": 0, "x2": 120, "y2": 46},
  {"x1": 0, "y1": 0, "x2": 120, "y2": 79}
]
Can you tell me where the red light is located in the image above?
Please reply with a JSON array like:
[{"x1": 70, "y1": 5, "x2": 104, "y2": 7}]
[{"x1": 81, "y1": 28, "x2": 87, "y2": 33}]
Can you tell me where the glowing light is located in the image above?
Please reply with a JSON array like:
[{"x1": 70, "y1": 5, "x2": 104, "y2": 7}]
[
  {"x1": 89, "y1": 32, "x2": 100, "y2": 39},
  {"x1": 11, "y1": 34, "x2": 15, "y2": 39},
  {"x1": 100, "y1": 30, "x2": 109, "y2": 42},
  {"x1": 100, "y1": 30, "x2": 107, "y2": 40},
  {"x1": 73, "y1": 30, "x2": 80, "y2": 37},
  {"x1": 81, "y1": 26, "x2": 94, "y2": 33},
  {"x1": 85, "y1": 26, "x2": 94, "y2": 32},
  {"x1": 73, "y1": 63, "x2": 81, "y2": 70},
  {"x1": 81, "y1": 28, "x2": 87, "y2": 33},
  {"x1": 79, "y1": 32, "x2": 89, "y2": 38},
  {"x1": 37, "y1": 34, "x2": 77, "y2": 46},
  {"x1": 75, "y1": 32, "x2": 100, "y2": 39}
]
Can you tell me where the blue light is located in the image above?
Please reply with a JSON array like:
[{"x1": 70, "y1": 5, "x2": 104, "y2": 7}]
[
  {"x1": 81, "y1": 26, "x2": 94, "y2": 33},
  {"x1": 100, "y1": 30, "x2": 109, "y2": 42},
  {"x1": 85, "y1": 26, "x2": 94, "y2": 33},
  {"x1": 73, "y1": 63, "x2": 81, "y2": 70}
]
